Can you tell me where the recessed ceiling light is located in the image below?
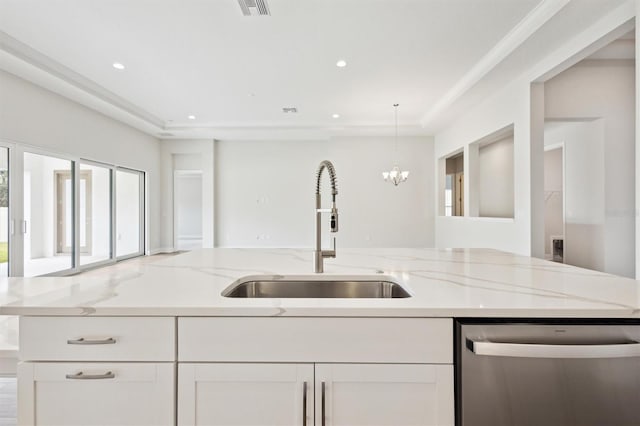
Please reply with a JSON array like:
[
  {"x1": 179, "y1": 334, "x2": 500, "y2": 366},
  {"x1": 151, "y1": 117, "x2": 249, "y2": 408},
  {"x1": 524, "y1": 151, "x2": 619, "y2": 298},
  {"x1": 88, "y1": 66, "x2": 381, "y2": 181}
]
[
  {"x1": 332, "y1": 114, "x2": 340, "y2": 119},
  {"x1": 112, "y1": 62, "x2": 125, "y2": 70},
  {"x1": 188, "y1": 115, "x2": 196, "y2": 120},
  {"x1": 336, "y1": 60, "x2": 347, "y2": 68}
]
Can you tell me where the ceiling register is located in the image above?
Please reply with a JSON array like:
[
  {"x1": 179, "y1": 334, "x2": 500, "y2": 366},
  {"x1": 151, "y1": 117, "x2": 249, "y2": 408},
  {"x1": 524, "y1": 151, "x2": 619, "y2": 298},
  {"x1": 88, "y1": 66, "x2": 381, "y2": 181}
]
[{"x1": 238, "y1": 0, "x2": 271, "y2": 16}]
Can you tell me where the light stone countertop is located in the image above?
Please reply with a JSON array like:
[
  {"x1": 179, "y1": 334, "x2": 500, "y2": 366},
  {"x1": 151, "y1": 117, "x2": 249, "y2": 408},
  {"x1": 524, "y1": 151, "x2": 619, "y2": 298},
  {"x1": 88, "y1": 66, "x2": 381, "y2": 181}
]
[{"x1": 0, "y1": 248, "x2": 639, "y2": 318}]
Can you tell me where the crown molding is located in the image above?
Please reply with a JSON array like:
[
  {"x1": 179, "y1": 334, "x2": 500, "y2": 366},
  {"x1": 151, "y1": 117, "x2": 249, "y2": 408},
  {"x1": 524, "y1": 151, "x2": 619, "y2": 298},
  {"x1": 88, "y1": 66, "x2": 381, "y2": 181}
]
[
  {"x1": 0, "y1": 33, "x2": 431, "y2": 141},
  {"x1": 0, "y1": 47, "x2": 434, "y2": 142},
  {"x1": 420, "y1": 0, "x2": 570, "y2": 129},
  {"x1": 159, "y1": 124, "x2": 429, "y2": 140},
  {"x1": 0, "y1": 31, "x2": 165, "y2": 135}
]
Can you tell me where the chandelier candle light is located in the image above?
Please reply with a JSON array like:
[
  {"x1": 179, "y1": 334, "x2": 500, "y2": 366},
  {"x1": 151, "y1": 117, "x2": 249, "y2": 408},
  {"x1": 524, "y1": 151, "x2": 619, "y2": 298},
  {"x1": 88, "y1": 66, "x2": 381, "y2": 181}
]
[{"x1": 382, "y1": 103, "x2": 409, "y2": 186}]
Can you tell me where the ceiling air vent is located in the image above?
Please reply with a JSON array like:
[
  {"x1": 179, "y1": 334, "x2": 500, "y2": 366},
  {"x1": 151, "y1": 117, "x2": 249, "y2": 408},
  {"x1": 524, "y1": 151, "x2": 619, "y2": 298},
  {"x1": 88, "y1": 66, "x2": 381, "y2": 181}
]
[
  {"x1": 158, "y1": 132, "x2": 175, "y2": 138},
  {"x1": 282, "y1": 107, "x2": 298, "y2": 113},
  {"x1": 238, "y1": 0, "x2": 271, "y2": 16}
]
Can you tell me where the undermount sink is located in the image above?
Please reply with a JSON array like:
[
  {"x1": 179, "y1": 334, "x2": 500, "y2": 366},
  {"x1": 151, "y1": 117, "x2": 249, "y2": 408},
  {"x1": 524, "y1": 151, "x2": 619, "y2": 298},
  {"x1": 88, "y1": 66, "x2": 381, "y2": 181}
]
[{"x1": 222, "y1": 275, "x2": 411, "y2": 298}]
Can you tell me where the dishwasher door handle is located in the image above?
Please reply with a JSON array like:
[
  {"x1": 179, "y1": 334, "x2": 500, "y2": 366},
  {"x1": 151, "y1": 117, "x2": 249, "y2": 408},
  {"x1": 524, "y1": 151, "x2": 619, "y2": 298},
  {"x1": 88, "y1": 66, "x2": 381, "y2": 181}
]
[{"x1": 467, "y1": 339, "x2": 640, "y2": 359}]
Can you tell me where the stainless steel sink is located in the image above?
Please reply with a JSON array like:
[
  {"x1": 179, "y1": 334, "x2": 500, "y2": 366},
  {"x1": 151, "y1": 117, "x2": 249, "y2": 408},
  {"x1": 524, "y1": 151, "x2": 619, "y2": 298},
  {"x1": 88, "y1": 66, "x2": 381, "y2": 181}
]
[{"x1": 222, "y1": 275, "x2": 411, "y2": 298}]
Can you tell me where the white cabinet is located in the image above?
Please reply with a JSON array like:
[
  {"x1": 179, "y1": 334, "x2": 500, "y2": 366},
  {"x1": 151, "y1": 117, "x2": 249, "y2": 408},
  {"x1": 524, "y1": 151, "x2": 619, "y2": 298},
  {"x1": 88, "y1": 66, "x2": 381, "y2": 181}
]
[
  {"x1": 178, "y1": 363, "x2": 314, "y2": 426},
  {"x1": 177, "y1": 317, "x2": 454, "y2": 426},
  {"x1": 177, "y1": 363, "x2": 453, "y2": 426},
  {"x1": 18, "y1": 362, "x2": 174, "y2": 426},
  {"x1": 20, "y1": 316, "x2": 175, "y2": 361},
  {"x1": 179, "y1": 317, "x2": 452, "y2": 363},
  {"x1": 17, "y1": 316, "x2": 454, "y2": 425},
  {"x1": 316, "y1": 364, "x2": 454, "y2": 426},
  {"x1": 18, "y1": 316, "x2": 177, "y2": 426}
]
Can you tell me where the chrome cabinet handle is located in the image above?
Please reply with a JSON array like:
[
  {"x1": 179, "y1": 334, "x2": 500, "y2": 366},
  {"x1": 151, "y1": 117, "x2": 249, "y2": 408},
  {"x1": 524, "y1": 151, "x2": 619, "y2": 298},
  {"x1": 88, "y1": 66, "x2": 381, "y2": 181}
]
[
  {"x1": 302, "y1": 381, "x2": 307, "y2": 426},
  {"x1": 67, "y1": 337, "x2": 116, "y2": 345},
  {"x1": 65, "y1": 371, "x2": 115, "y2": 380},
  {"x1": 321, "y1": 381, "x2": 326, "y2": 426},
  {"x1": 468, "y1": 339, "x2": 640, "y2": 359}
]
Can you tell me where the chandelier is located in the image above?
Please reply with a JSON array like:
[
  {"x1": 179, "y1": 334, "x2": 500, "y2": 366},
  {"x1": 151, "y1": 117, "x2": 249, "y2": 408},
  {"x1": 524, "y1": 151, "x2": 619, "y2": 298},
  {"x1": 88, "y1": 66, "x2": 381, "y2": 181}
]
[{"x1": 382, "y1": 103, "x2": 409, "y2": 186}]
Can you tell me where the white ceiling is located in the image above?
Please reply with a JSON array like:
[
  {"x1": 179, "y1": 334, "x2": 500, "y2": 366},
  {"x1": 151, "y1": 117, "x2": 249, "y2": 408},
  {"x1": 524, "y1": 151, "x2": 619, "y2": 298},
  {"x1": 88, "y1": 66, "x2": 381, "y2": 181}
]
[{"x1": 0, "y1": 0, "x2": 632, "y2": 139}]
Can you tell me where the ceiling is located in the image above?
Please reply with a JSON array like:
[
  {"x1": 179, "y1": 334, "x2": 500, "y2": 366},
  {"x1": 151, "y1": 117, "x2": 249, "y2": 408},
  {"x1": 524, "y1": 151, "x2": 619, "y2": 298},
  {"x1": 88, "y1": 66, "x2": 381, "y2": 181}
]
[{"x1": 0, "y1": 0, "x2": 632, "y2": 139}]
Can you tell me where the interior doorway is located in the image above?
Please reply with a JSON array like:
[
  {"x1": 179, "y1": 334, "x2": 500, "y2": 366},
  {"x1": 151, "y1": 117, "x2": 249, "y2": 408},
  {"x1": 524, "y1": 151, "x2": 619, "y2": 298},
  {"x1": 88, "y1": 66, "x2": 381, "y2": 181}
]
[
  {"x1": 534, "y1": 26, "x2": 635, "y2": 278},
  {"x1": 543, "y1": 144, "x2": 564, "y2": 263},
  {"x1": 174, "y1": 171, "x2": 203, "y2": 251}
]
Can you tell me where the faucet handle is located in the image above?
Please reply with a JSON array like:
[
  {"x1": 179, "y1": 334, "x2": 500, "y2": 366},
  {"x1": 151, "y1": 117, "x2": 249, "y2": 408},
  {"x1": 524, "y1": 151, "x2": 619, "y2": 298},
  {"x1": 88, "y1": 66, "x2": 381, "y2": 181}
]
[
  {"x1": 328, "y1": 237, "x2": 336, "y2": 257},
  {"x1": 323, "y1": 238, "x2": 336, "y2": 259}
]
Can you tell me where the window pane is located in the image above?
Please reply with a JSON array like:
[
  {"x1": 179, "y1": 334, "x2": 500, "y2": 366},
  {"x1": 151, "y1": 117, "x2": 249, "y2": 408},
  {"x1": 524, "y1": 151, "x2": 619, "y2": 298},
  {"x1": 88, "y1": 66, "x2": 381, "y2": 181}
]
[
  {"x1": 116, "y1": 169, "x2": 143, "y2": 257},
  {"x1": 65, "y1": 179, "x2": 72, "y2": 247},
  {"x1": 23, "y1": 152, "x2": 73, "y2": 277},
  {"x1": 0, "y1": 148, "x2": 8, "y2": 277},
  {"x1": 79, "y1": 163, "x2": 111, "y2": 265}
]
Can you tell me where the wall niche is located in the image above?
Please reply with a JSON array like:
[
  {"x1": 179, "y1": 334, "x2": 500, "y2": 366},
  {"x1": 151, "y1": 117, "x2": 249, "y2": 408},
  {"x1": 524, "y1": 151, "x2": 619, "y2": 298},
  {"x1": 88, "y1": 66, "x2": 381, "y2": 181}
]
[
  {"x1": 441, "y1": 151, "x2": 464, "y2": 217},
  {"x1": 469, "y1": 125, "x2": 514, "y2": 219}
]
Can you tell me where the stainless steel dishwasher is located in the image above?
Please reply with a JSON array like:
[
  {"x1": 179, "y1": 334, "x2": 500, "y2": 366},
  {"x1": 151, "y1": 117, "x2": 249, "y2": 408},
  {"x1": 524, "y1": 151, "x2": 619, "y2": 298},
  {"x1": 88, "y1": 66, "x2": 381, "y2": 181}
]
[{"x1": 456, "y1": 320, "x2": 640, "y2": 426}]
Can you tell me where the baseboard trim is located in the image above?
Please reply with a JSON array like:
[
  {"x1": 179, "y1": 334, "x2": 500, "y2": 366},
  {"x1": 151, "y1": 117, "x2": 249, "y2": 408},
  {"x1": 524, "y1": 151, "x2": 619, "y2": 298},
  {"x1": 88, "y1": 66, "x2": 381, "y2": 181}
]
[{"x1": 149, "y1": 247, "x2": 178, "y2": 255}]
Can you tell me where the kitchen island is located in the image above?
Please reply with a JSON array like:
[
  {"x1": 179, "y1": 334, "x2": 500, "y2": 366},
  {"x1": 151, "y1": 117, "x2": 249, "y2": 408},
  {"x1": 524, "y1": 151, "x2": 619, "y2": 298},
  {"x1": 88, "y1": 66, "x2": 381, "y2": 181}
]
[
  {"x1": 2, "y1": 248, "x2": 639, "y2": 318},
  {"x1": 1, "y1": 248, "x2": 639, "y2": 425}
]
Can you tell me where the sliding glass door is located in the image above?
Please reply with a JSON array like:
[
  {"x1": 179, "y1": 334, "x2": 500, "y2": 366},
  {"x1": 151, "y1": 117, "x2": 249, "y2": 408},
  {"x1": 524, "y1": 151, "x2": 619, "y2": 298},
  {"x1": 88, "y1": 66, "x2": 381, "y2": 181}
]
[
  {"x1": 0, "y1": 148, "x2": 8, "y2": 277},
  {"x1": 79, "y1": 161, "x2": 112, "y2": 266},
  {"x1": 115, "y1": 168, "x2": 144, "y2": 259},
  {"x1": 8, "y1": 149, "x2": 145, "y2": 276},
  {"x1": 23, "y1": 152, "x2": 74, "y2": 277}
]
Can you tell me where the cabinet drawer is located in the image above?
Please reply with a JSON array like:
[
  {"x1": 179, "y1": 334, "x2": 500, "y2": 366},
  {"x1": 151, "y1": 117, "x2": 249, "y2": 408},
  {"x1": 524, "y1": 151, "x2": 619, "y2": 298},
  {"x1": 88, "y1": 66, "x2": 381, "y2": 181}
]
[
  {"x1": 179, "y1": 317, "x2": 452, "y2": 363},
  {"x1": 18, "y1": 362, "x2": 174, "y2": 426},
  {"x1": 20, "y1": 317, "x2": 175, "y2": 361}
]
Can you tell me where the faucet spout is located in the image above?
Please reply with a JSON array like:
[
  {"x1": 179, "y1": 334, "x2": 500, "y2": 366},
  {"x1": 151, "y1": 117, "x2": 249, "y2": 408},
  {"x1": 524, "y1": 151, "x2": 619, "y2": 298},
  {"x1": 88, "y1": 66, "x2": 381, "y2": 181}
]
[
  {"x1": 316, "y1": 160, "x2": 338, "y2": 197},
  {"x1": 314, "y1": 160, "x2": 339, "y2": 273}
]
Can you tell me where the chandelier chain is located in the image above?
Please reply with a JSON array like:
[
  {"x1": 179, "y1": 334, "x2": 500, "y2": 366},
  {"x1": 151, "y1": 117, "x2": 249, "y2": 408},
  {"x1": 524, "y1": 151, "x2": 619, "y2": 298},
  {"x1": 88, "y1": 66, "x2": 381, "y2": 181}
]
[
  {"x1": 382, "y1": 103, "x2": 409, "y2": 186},
  {"x1": 394, "y1": 103, "x2": 399, "y2": 161}
]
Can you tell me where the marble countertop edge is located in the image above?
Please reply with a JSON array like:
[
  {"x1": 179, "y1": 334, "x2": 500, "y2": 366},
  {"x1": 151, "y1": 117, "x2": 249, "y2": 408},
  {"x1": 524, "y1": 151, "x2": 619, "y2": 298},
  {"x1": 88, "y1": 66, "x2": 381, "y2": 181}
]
[{"x1": 1, "y1": 248, "x2": 639, "y2": 318}]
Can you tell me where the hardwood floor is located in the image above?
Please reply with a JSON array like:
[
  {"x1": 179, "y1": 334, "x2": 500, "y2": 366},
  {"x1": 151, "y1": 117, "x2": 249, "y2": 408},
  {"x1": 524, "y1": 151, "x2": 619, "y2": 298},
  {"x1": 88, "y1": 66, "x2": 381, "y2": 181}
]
[
  {"x1": 0, "y1": 378, "x2": 16, "y2": 426},
  {"x1": 0, "y1": 253, "x2": 182, "y2": 426}
]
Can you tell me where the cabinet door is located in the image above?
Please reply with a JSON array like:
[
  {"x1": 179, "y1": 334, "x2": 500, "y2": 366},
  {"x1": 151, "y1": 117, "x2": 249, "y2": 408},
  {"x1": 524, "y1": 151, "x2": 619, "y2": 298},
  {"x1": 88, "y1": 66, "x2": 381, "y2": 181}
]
[
  {"x1": 315, "y1": 364, "x2": 453, "y2": 426},
  {"x1": 178, "y1": 363, "x2": 314, "y2": 426},
  {"x1": 17, "y1": 362, "x2": 174, "y2": 426}
]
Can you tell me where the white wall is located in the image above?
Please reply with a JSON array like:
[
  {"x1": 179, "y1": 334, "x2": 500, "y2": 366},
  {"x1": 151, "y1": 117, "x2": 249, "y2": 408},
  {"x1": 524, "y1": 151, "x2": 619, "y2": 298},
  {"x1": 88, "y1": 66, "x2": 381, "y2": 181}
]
[
  {"x1": 434, "y1": 77, "x2": 531, "y2": 255},
  {"x1": 433, "y1": 2, "x2": 636, "y2": 263},
  {"x1": 0, "y1": 70, "x2": 162, "y2": 255},
  {"x1": 215, "y1": 136, "x2": 434, "y2": 248},
  {"x1": 159, "y1": 140, "x2": 214, "y2": 251},
  {"x1": 477, "y1": 137, "x2": 514, "y2": 218},
  {"x1": 545, "y1": 120, "x2": 607, "y2": 271},
  {"x1": 544, "y1": 62, "x2": 635, "y2": 277},
  {"x1": 175, "y1": 173, "x2": 203, "y2": 239}
]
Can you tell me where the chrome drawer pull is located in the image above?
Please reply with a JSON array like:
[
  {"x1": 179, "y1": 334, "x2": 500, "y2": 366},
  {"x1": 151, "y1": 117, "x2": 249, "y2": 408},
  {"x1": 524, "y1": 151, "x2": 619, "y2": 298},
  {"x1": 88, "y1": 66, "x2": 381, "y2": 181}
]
[
  {"x1": 65, "y1": 371, "x2": 115, "y2": 380},
  {"x1": 302, "y1": 381, "x2": 307, "y2": 426},
  {"x1": 67, "y1": 337, "x2": 116, "y2": 345},
  {"x1": 468, "y1": 339, "x2": 640, "y2": 359},
  {"x1": 321, "y1": 381, "x2": 326, "y2": 426}
]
